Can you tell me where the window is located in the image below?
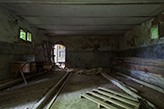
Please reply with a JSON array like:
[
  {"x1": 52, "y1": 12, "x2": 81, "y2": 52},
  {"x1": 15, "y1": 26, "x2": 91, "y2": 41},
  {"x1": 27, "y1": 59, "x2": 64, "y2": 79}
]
[
  {"x1": 27, "y1": 32, "x2": 32, "y2": 42},
  {"x1": 151, "y1": 26, "x2": 159, "y2": 39},
  {"x1": 59, "y1": 51, "x2": 65, "y2": 57},
  {"x1": 20, "y1": 29, "x2": 26, "y2": 40},
  {"x1": 19, "y1": 29, "x2": 32, "y2": 42}
]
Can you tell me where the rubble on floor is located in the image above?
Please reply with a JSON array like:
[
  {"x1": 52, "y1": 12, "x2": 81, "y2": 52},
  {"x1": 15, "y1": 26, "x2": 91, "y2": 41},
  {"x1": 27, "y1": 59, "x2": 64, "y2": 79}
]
[{"x1": 64, "y1": 67, "x2": 110, "y2": 75}]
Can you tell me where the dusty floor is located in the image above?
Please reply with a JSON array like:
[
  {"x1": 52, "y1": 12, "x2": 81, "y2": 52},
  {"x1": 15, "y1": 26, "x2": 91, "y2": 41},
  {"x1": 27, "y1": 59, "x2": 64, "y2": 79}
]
[
  {"x1": 113, "y1": 74, "x2": 164, "y2": 109},
  {"x1": 0, "y1": 71, "x2": 164, "y2": 109},
  {"x1": 0, "y1": 71, "x2": 66, "y2": 109},
  {"x1": 48, "y1": 73, "x2": 123, "y2": 109}
]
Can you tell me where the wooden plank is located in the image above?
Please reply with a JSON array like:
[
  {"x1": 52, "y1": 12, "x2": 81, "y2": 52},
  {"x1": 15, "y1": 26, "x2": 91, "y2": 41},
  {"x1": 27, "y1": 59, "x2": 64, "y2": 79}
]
[
  {"x1": 0, "y1": 72, "x2": 44, "y2": 90},
  {"x1": 87, "y1": 91, "x2": 133, "y2": 109},
  {"x1": 117, "y1": 72, "x2": 164, "y2": 94},
  {"x1": 93, "y1": 89, "x2": 139, "y2": 107},
  {"x1": 101, "y1": 73, "x2": 140, "y2": 99},
  {"x1": 114, "y1": 57, "x2": 164, "y2": 63},
  {"x1": 124, "y1": 60, "x2": 164, "y2": 68},
  {"x1": 113, "y1": 57, "x2": 164, "y2": 67},
  {"x1": 101, "y1": 73, "x2": 157, "y2": 109},
  {"x1": 112, "y1": 62, "x2": 164, "y2": 77},
  {"x1": 32, "y1": 72, "x2": 70, "y2": 109},
  {"x1": 98, "y1": 87, "x2": 138, "y2": 101},
  {"x1": 80, "y1": 93, "x2": 118, "y2": 109},
  {"x1": 45, "y1": 73, "x2": 72, "y2": 109}
]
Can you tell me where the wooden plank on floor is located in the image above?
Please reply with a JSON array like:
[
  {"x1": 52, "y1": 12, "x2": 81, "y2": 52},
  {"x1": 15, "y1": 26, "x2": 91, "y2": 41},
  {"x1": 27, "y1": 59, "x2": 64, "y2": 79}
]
[
  {"x1": 101, "y1": 73, "x2": 157, "y2": 109},
  {"x1": 93, "y1": 89, "x2": 139, "y2": 107},
  {"x1": 80, "y1": 93, "x2": 118, "y2": 109},
  {"x1": 98, "y1": 87, "x2": 138, "y2": 102},
  {"x1": 87, "y1": 91, "x2": 133, "y2": 109},
  {"x1": 117, "y1": 72, "x2": 164, "y2": 94}
]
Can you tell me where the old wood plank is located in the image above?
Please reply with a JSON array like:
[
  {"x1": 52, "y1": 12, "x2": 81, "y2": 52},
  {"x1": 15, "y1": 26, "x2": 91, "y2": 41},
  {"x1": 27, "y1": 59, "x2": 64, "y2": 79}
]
[
  {"x1": 114, "y1": 57, "x2": 164, "y2": 63},
  {"x1": 112, "y1": 62, "x2": 164, "y2": 77},
  {"x1": 93, "y1": 89, "x2": 139, "y2": 107},
  {"x1": 80, "y1": 93, "x2": 118, "y2": 109},
  {"x1": 32, "y1": 72, "x2": 70, "y2": 109},
  {"x1": 101, "y1": 73, "x2": 157, "y2": 109},
  {"x1": 98, "y1": 87, "x2": 138, "y2": 101},
  {"x1": 101, "y1": 73, "x2": 140, "y2": 98},
  {"x1": 87, "y1": 91, "x2": 133, "y2": 109},
  {"x1": 114, "y1": 57, "x2": 164, "y2": 67},
  {"x1": 117, "y1": 72, "x2": 164, "y2": 94}
]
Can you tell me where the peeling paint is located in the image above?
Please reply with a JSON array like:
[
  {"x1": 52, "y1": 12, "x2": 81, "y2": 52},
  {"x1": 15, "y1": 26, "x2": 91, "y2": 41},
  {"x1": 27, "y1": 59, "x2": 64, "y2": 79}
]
[{"x1": 0, "y1": 8, "x2": 48, "y2": 81}]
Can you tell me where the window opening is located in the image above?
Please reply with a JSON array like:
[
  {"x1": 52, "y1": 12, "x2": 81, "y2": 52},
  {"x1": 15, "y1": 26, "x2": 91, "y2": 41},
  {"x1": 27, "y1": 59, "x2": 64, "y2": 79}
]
[
  {"x1": 151, "y1": 26, "x2": 159, "y2": 39},
  {"x1": 54, "y1": 44, "x2": 66, "y2": 69},
  {"x1": 20, "y1": 29, "x2": 26, "y2": 40},
  {"x1": 27, "y1": 32, "x2": 32, "y2": 42}
]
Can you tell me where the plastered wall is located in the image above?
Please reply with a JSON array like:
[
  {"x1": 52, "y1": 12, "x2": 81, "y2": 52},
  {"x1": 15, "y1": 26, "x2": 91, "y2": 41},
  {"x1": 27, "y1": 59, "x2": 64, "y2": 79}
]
[
  {"x1": 115, "y1": 12, "x2": 164, "y2": 88},
  {"x1": 118, "y1": 12, "x2": 164, "y2": 59},
  {"x1": 49, "y1": 36, "x2": 119, "y2": 68},
  {"x1": 0, "y1": 8, "x2": 48, "y2": 81}
]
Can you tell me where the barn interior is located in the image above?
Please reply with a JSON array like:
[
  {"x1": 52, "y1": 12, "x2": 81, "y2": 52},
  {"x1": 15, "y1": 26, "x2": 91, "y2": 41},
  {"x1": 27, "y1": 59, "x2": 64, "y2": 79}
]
[{"x1": 1, "y1": 0, "x2": 164, "y2": 109}]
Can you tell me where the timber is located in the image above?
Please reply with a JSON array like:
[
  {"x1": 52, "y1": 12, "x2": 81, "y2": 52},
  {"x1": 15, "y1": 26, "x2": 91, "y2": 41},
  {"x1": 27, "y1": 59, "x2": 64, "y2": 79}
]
[
  {"x1": 80, "y1": 93, "x2": 118, "y2": 109},
  {"x1": 112, "y1": 60, "x2": 164, "y2": 77},
  {"x1": 117, "y1": 72, "x2": 164, "y2": 94},
  {"x1": 45, "y1": 73, "x2": 72, "y2": 109},
  {"x1": 32, "y1": 72, "x2": 70, "y2": 109},
  {"x1": 92, "y1": 89, "x2": 139, "y2": 107},
  {"x1": 98, "y1": 87, "x2": 138, "y2": 101},
  {"x1": 101, "y1": 73, "x2": 157, "y2": 109},
  {"x1": 0, "y1": 72, "x2": 44, "y2": 90},
  {"x1": 87, "y1": 91, "x2": 134, "y2": 109}
]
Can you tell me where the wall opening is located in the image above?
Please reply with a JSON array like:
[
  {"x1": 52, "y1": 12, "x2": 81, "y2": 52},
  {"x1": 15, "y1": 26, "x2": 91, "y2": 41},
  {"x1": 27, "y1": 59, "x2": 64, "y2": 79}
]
[
  {"x1": 54, "y1": 44, "x2": 66, "y2": 69},
  {"x1": 151, "y1": 25, "x2": 159, "y2": 39}
]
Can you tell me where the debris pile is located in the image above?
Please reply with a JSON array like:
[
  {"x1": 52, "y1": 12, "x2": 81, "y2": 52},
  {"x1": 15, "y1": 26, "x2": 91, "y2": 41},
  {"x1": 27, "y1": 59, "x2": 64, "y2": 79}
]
[{"x1": 65, "y1": 67, "x2": 110, "y2": 75}]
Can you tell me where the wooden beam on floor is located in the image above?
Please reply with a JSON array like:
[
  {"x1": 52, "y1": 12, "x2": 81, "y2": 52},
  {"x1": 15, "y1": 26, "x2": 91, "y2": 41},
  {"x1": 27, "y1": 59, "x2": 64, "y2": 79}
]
[
  {"x1": 0, "y1": 72, "x2": 44, "y2": 90},
  {"x1": 32, "y1": 72, "x2": 70, "y2": 109},
  {"x1": 87, "y1": 91, "x2": 135, "y2": 109},
  {"x1": 117, "y1": 72, "x2": 164, "y2": 94},
  {"x1": 101, "y1": 73, "x2": 157, "y2": 109},
  {"x1": 101, "y1": 73, "x2": 140, "y2": 98},
  {"x1": 92, "y1": 89, "x2": 139, "y2": 107},
  {"x1": 80, "y1": 93, "x2": 118, "y2": 109},
  {"x1": 45, "y1": 73, "x2": 72, "y2": 109},
  {"x1": 98, "y1": 87, "x2": 138, "y2": 101}
]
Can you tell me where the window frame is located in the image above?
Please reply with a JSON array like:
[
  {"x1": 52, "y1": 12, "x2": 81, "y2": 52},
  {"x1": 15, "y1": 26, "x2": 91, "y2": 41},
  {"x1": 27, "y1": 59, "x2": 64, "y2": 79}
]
[
  {"x1": 150, "y1": 25, "x2": 159, "y2": 40},
  {"x1": 19, "y1": 28, "x2": 32, "y2": 43}
]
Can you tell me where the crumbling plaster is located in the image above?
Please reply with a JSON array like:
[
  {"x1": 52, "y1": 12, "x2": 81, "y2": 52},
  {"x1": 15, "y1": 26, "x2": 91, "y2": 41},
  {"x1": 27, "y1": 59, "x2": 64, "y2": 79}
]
[
  {"x1": 119, "y1": 12, "x2": 164, "y2": 51},
  {"x1": 50, "y1": 36, "x2": 119, "y2": 68},
  {"x1": 114, "y1": 12, "x2": 164, "y2": 87},
  {"x1": 0, "y1": 8, "x2": 48, "y2": 81}
]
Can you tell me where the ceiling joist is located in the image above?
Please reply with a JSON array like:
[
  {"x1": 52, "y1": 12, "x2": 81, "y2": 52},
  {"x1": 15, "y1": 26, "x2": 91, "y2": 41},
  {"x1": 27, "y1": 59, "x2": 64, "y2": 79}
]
[{"x1": 0, "y1": 0, "x2": 164, "y2": 5}]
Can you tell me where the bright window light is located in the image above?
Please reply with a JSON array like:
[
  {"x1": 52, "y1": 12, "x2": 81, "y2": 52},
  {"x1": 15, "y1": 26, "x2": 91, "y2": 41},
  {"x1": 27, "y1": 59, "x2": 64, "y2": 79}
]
[
  {"x1": 151, "y1": 26, "x2": 159, "y2": 39},
  {"x1": 27, "y1": 32, "x2": 32, "y2": 42},
  {"x1": 20, "y1": 29, "x2": 26, "y2": 40}
]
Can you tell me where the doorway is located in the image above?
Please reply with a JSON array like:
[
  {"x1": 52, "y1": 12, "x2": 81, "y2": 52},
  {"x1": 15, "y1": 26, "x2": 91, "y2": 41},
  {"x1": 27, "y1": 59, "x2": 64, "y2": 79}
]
[{"x1": 54, "y1": 44, "x2": 66, "y2": 69}]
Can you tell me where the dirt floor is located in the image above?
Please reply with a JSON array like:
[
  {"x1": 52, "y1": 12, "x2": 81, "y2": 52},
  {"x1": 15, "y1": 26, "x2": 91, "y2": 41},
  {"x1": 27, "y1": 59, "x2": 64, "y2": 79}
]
[
  {"x1": 48, "y1": 73, "x2": 124, "y2": 109},
  {"x1": 113, "y1": 74, "x2": 164, "y2": 109},
  {"x1": 0, "y1": 71, "x2": 66, "y2": 109},
  {"x1": 0, "y1": 71, "x2": 164, "y2": 109}
]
